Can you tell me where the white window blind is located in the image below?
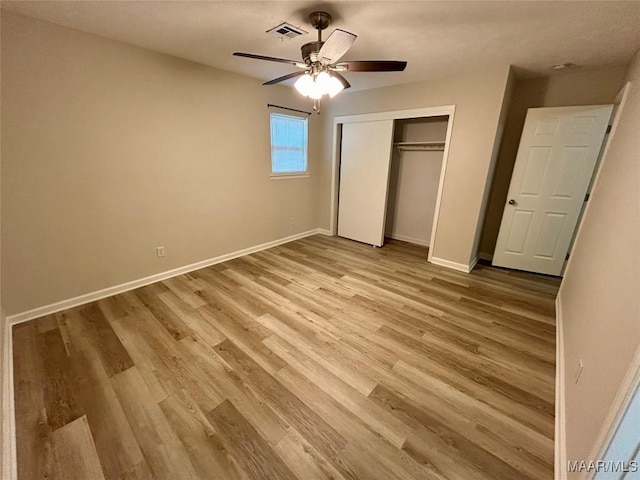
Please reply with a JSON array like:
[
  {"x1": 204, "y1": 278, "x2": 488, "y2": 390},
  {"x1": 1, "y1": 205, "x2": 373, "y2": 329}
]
[{"x1": 270, "y1": 113, "x2": 308, "y2": 175}]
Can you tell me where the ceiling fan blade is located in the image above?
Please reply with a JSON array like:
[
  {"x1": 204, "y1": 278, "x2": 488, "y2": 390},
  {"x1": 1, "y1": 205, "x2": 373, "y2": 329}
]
[
  {"x1": 317, "y1": 29, "x2": 357, "y2": 64},
  {"x1": 335, "y1": 60, "x2": 407, "y2": 72},
  {"x1": 331, "y1": 72, "x2": 351, "y2": 89},
  {"x1": 233, "y1": 52, "x2": 306, "y2": 68},
  {"x1": 263, "y1": 70, "x2": 306, "y2": 86}
]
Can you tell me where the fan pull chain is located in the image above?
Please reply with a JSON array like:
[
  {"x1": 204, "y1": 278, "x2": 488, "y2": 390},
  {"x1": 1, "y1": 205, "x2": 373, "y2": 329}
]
[{"x1": 313, "y1": 98, "x2": 321, "y2": 114}]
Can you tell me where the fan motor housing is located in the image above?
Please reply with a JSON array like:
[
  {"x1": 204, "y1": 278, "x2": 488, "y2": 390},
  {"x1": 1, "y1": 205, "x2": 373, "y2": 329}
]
[{"x1": 301, "y1": 41, "x2": 324, "y2": 64}]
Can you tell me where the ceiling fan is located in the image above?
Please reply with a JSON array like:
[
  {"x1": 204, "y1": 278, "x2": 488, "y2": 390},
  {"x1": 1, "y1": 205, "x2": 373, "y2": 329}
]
[{"x1": 233, "y1": 12, "x2": 407, "y2": 112}]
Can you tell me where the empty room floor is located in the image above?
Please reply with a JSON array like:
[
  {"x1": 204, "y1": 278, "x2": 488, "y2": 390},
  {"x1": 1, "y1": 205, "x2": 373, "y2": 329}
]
[{"x1": 12, "y1": 235, "x2": 560, "y2": 480}]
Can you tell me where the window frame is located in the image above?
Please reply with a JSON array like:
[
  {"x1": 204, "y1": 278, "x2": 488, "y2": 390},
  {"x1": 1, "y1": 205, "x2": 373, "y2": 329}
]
[{"x1": 269, "y1": 112, "x2": 310, "y2": 179}]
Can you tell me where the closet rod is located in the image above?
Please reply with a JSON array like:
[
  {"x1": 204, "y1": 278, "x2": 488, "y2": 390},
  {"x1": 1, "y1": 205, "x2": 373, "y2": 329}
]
[
  {"x1": 397, "y1": 148, "x2": 445, "y2": 152},
  {"x1": 394, "y1": 141, "x2": 445, "y2": 146},
  {"x1": 396, "y1": 146, "x2": 445, "y2": 152},
  {"x1": 395, "y1": 141, "x2": 445, "y2": 152}
]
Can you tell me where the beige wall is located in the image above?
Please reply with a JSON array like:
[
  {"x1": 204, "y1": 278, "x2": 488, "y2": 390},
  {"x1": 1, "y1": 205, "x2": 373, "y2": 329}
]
[
  {"x1": 385, "y1": 118, "x2": 447, "y2": 245},
  {"x1": 321, "y1": 64, "x2": 512, "y2": 267},
  {"x1": 479, "y1": 66, "x2": 628, "y2": 256},
  {"x1": 1, "y1": 12, "x2": 322, "y2": 316},
  {"x1": 559, "y1": 51, "x2": 639, "y2": 470}
]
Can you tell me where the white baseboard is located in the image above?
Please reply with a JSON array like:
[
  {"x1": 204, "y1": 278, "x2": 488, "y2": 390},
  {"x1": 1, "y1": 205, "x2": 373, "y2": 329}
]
[
  {"x1": 7, "y1": 228, "x2": 326, "y2": 326},
  {"x1": 429, "y1": 256, "x2": 475, "y2": 273},
  {"x1": 315, "y1": 228, "x2": 332, "y2": 236},
  {"x1": 385, "y1": 233, "x2": 430, "y2": 247},
  {"x1": 555, "y1": 296, "x2": 567, "y2": 480},
  {"x1": 2, "y1": 316, "x2": 17, "y2": 480},
  {"x1": 469, "y1": 256, "x2": 479, "y2": 272}
]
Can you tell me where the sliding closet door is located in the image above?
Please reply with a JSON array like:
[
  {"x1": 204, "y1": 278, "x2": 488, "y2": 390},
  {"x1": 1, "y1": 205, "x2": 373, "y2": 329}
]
[{"x1": 338, "y1": 120, "x2": 394, "y2": 247}]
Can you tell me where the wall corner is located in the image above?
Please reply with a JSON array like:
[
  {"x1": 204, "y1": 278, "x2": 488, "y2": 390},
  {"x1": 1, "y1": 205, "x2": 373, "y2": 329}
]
[{"x1": 468, "y1": 65, "x2": 517, "y2": 264}]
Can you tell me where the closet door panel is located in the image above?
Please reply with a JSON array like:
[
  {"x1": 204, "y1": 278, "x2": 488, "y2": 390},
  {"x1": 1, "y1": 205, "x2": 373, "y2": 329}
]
[{"x1": 338, "y1": 120, "x2": 394, "y2": 246}]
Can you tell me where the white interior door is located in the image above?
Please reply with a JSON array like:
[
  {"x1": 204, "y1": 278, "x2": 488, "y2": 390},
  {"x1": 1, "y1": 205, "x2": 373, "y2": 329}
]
[
  {"x1": 493, "y1": 105, "x2": 613, "y2": 276},
  {"x1": 338, "y1": 120, "x2": 394, "y2": 246}
]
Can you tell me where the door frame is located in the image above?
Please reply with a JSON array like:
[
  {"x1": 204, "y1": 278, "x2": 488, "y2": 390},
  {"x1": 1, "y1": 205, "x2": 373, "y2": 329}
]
[{"x1": 329, "y1": 105, "x2": 456, "y2": 261}]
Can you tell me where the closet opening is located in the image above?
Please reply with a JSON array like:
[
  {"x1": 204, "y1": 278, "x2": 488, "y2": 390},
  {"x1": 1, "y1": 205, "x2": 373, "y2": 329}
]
[
  {"x1": 385, "y1": 116, "x2": 448, "y2": 249},
  {"x1": 329, "y1": 105, "x2": 456, "y2": 262}
]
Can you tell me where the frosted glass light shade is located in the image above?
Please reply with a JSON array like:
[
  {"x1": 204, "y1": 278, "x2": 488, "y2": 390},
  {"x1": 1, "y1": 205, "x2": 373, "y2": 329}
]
[
  {"x1": 327, "y1": 76, "x2": 344, "y2": 97},
  {"x1": 308, "y1": 78, "x2": 323, "y2": 99},
  {"x1": 315, "y1": 71, "x2": 331, "y2": 90},
  {"x1": 294, "y1": 71, "x2": 344, "y2": 99},
  {"x1": 294, "y1": 74, "x2": 314, "y2": 96}
]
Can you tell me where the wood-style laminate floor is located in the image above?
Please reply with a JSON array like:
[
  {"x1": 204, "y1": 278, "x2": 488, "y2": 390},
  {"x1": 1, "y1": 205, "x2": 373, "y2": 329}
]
[{"x1": 13, "y1": 235, "x2": 560, "y2": 480}]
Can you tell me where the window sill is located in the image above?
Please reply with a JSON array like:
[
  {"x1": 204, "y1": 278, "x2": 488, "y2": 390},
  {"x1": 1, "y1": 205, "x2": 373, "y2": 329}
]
[{"x1": 270, "y1": 173, "x2": 310, "y2": 180}]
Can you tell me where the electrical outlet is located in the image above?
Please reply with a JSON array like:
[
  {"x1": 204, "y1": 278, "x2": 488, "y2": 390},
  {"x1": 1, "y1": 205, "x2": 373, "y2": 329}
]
[
  {"x1": 156, "y1": 246, "x2": 165, "y2": 258},
  {"x1": 289, "y1": 217, "x2": 296, "y2": 226},
  {"x1": 574, "y1": 359, "x2": 584, "y2": 384}
]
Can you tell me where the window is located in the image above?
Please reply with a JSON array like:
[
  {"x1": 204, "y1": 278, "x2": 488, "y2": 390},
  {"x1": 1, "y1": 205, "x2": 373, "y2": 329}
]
[{"x1": 270, "y1": 113, "x2": 308, "y2": 177}]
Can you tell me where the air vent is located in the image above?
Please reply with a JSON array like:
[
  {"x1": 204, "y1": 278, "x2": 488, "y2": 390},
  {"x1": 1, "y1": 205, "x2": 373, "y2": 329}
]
[{"x1": 266, "y1": 22, "x2": 308, "y2": 40}]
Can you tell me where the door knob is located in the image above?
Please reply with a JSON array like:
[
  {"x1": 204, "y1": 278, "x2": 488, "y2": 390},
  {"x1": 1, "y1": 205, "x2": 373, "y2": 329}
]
[{"x1": 508, "y1": 199, "x2": 518, "y2": 206}]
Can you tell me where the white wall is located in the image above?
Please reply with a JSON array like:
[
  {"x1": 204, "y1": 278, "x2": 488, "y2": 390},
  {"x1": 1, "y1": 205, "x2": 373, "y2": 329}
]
[
  {"x1": 385, "y1": 118, "x2": 447, "y2": 246},
  {"x1": 1, "y1": 12, "x2": 323, "y2": 317},
  {"x1": 558, "y1": 50, "x2": 639, "y2": 475}
]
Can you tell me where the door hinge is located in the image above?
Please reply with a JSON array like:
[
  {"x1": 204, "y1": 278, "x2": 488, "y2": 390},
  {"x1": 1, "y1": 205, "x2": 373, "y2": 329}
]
[
  {"x1": 606, "y1": 125, "x2": 612, "y2": 134},
  {"x1": 584, "y1": 193, "x2": 590, "y2": 202},
  {"x1": 566, "y1": 253, "x2": 570, "y2": 261}
]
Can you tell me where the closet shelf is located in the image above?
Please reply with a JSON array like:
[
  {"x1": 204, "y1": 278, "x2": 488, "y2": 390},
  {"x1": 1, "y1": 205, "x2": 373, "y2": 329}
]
[{"x1": 394, "y1": 141, "x2": 445, "y2": 152}]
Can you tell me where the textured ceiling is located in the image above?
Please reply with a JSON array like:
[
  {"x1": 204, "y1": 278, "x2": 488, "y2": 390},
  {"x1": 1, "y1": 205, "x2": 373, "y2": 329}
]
[{"x1": 2, "y1": 1, "x2": 639, "y2": 92}]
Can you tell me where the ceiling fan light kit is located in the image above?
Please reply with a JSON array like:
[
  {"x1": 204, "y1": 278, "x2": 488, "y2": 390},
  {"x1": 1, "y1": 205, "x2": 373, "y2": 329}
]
[
  {"x1": 294, "y1": 70, "x2": 344, "y2": 99},
  {"x1": 233, "y1": 11, "x2": 407, "y2": 113}
]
